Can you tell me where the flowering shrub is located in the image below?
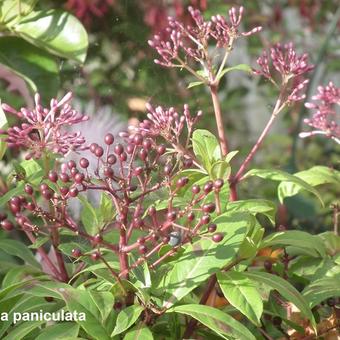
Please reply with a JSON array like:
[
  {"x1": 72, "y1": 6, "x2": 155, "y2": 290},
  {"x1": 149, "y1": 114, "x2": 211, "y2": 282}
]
[{"x1": 0, "y1": 3, "x2": 339, "y2": 339}]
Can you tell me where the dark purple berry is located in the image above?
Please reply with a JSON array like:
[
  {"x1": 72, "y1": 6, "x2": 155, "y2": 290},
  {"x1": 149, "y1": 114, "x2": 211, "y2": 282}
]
[
  {"x1": 10, "y1": 196, "x2": 21, "y2": 206},
  {"x1": 187, "y1": 212, "x2": 195, "y2": 221},
  {"x1": 134, "y1": 166, "x2": 143, "y2": 176},
  {"x1": 114, "y1": 144, "x2": 124, "y2": 155},
  {"x1": 168, "y1": 231, "x2": 181, "y2": 246},
  {"x1": 214, "y1": 179, "x2": 224, "y2": 190},
  {"x1": 208, "y1": 223, "x2": 217, "y2": 233},
  {"x1": 9, "y1": 203, "x2": 20, "y2": 215},
  {"x1": 148, "y1": 206, "x2": 156, "y2": 216},
  {"x1": 0, "y1": 213, "x2": 7, "y2": 221},
  {"x1": 59, "y1": 173, "x2": 69, "y2": 183},
  {"x1": 1, "y1": 220, "x2": 14, "y2": 231},
  {"x1": 104, "y1": 133, "x2": 114, "y2": 145},
  {"x1": 176, "y1": 177, "x2": 189, "y2": 188},
  {"x1": 183, "y1": 158, "x2": 193, "y2": 168},
  {"x1": 212, "y1": 233, "x2": 224, "y2": 243},
  {"x1": 95, "y1": 146, "x2": 104, "y2": 157},
  {"x1": 91, "y1": 251, "x2": 101, "y2": 260},
  {"x1": 42, "y1": 189, "x2": 53, "y2": 200},
  {"x1": 157, "y1": 144, "x2": 166, "y2": 155},
  {"x1": 90, "y1": 143, "x2": 98, "y2": 153},
  {"x1": 48, "y1": 171, "x2": 58, "y2": 183},
  {"x1": 142, "y1": 139, "x2": 152, "y2": 151},
  {"x1": 164, "y1": 164, "x2": 172, "y2": 175},
  {"x1": 79, "y1": 158, "x2": 89, "y2": 168},
  {"x1": 70, "y1": 167, "x2": 79, "y2": 176},
  {"x1": 200, "y1": 214, "x2": 210, "y2": 225},
  {"x1": 202, "y1": 203, "x2": 216, "y2": 213},
  {"x1": 24, "y1": 184, "x2": 33, "y2": 195},
  {"x1": 107, "y1": 154, "x2": 117, "y2": 165},
  {"x1": 126, "y1": 144, "x2": 134, "y2": 154},
  {"x1": 138, "y1": 245, "x2": 147, "y2": 254},
  {"x1": 74, "y1": 173, "x2": 85, "y2": 184},
  {"x1": 137, "y1": 237, "x2": 145, "y2": 244},
  {"x1": 120, "y1": 152, "x2": 127, "y2": 162},
  {"x1": 192, "y1": 185, "x2": 200, "y2": 194},
  {"x1": 69, "y1": 188, "x2": 79, "y2": 197},
  {"x1": 26, "y1": 202, "x2": 35, "y2": 211},
  {"x1": 60, "y1": 187, "x2": 69, "y2": 196},
  {"x1": 67, "y1": 160, "x2": 76, "y2": 169},
  {"x1": 104, "y1": 167, "x2": 114, "y2": 178},
  {"x1": 133, "y1": 134, "x2": 143, "y2": 145},
  {"x1": 203, "y1": 181, "x2": 214, "y2": 194},
  {"x1": 167, "y1": 211, "x2": 177, "y2": 221},
  {"x1": 92, "y1": 234, "x2": 102, "y2": 245},
  {"x1": 139, "y1": 149, "x2": 148, "y2": 161}
]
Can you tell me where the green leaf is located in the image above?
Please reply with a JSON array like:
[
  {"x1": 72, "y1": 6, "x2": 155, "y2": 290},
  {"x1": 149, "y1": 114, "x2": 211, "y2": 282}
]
[
  {"x1": 2, "y1": 320, "x2": 44, "y2": 340},
  {"x1": 168, "y1": 304, "x2": 256, "y2": 340},
  {"x1": 217, "y1": 271, "x2": 263, "y2": 326},
  {"x1": 210, "y1": 160, "x2": 231, "y2": 180},
  {"x1": 244, "y1": 168, "x2": 324, "y2": 205},
  {"x1": 89, "y1": 291, "x2": 115, "y2": 322},
  {"x1": 0, "y1": 101, "x2": 8, "y2": 160},
  {"x1": 162, "y1": 212, "x2": 251, "y2": 308},
  {"x1": 0, "y1": 37, "x2": 59, "y2": 99},
  {"x1": 302, "y1": 276, "x2": 340, "y2": 308},
  {"x1": 227, "y1": 199, "x2": 277, "y2": 225},
  {"x1": 14, "y1": 9, "x2": 88, "y2": 63},
  {"x1": 224, "y1": 150, "x2": 239, "y2": 163},
  {"x1": 187, "y1": 81, "x2": 204, "y2": 89},
  {"x1": 79, "y1": 195, "x2": 99, "y2": 236},
  {"x1": 19, "y1": 159, "x2": 41, "y2": 177},
  {"x1": 0, "y1": 0, "x2": 37, "y2": 25},
  {"x1": 98, "y1": 192, "x2": 115, "y2": 224},
  {"x1": 278, "y1": 166, "x2": 340, "y2": 200},
  {"x1": 319, "y1": 232, "x2": 340, "y2": 256},
  {"x1": 261, "y1": 231, "x2": 327, "y2": 258},
  {"x1": 192, "y1": 129, "x2": 221, "y2": 173},
  {"x1": 217, "y1": 64, "x2": 252, "y2": 81},
  {"x1": 123, "y1": 323, "x2": 153, "y2": 340},
  {"x1": 243, "y1": 271, "x2": 316, "y2": 328},
  {"x1": 111, "y1": 305, "x2": 144, "y2": 336},
  {"x1": 0, "y1": 185, "x2": 25, "y2": 207},
  {"x1": 35, "y1": 323, "x2": 79, "y2": 340},
  {"x1": 58, "y1": 288, "x2": 111, "y2": 340},
  {"x1": 0, "y1": 239, "x2": 40, "y2": 268},
  {"x1": 28, "y1": 236, "x2": 49, "y2": 249}
]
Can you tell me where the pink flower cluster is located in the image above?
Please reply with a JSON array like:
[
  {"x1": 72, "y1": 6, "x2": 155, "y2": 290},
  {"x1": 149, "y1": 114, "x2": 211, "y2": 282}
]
[
  {"x1": 129, "y1": 103, "x2": 202, "y2": 144},
  {"x1": 148, "y1": 6, "x2": 262, "y2": 67},
  {"x1": 300, "y1": 82, "x2": 340, "y2": 144},
  {"x1": 254, "y1": 43, "x2": 314, "y2": 102},
  {"x1": 1, "y1": 92, "x2": 88, "y2": 159}
]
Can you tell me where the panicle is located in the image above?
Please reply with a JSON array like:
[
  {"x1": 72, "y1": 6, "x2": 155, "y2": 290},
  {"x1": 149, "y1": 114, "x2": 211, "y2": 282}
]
[{"x1": 1, "y1": 92, "x2": 88, "y2": 159}]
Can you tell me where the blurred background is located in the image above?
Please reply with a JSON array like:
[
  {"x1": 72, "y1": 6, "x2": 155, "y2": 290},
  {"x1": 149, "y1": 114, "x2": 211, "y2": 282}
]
[{"x1": 1, "y1": 0, "x2": 339, "y2": 233}]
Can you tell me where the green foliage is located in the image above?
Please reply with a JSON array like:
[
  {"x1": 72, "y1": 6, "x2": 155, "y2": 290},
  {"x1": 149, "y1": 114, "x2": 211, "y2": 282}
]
[
  {"x1": 162, "y1": 212, "x2": 251, "y2": 308},
  {"x1": 244, "y1": 168, "x2": 324, "y2": 205},
  {"x1": 168, "y1": 304, "x2": 256, "y2": 339},
  {"x1": 217, "y1": 271, "x2": 263, "y2": 326}
]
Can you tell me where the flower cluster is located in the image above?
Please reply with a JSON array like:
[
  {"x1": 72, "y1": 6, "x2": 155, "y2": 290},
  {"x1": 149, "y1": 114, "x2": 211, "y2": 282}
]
[
  {"x1": 300, "y1": 82, "x2": 340, "y2": 144},
  {"x1": 1, "y1": 93, "x2": 88, "y2": 159},
  {"x1": 65, "y1": 0, "x2": 114, "y2": 26},
  {"x1": 254, "y1": 43, "x2": 314, "y2": 102},
  {"x1": 148, "y1": 6, "x2": 262, "y2": 67},
  {"x1": 1, "y1": 129, "x2": 226, "y2": 280},
  {"x1": 129, "y1": 103, "x2": 202, "y2": 145}
]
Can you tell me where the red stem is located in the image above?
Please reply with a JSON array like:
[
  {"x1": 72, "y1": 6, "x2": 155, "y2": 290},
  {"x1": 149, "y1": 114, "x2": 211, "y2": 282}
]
[
  {"x1": 233, "y1": 95, "x2": 286, "y2": 184},
  {"x1": 24, "y1": 230, "x2": 62, "y2": 281},
  {"x1": 210, "y1": 85, "x2": 229, "y2": 157}
]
